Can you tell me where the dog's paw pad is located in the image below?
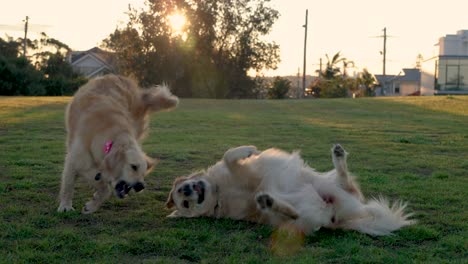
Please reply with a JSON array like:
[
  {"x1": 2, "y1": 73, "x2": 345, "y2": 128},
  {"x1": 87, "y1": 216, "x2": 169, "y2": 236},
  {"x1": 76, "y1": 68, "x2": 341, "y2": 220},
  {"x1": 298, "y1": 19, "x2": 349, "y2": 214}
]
[
  {"x1": 333, "y1": 144, "x2": 345, "y2": 157},
  {"x1": 238, "y1": 146, "x2": 258, "y2": 158},
  {"x1": 240, "y1": 146, "x2": 258, "y2": 159},
  {"x1": 247, "y1": 146, "x2": 261, "y2": 157},
  {"x1": 256, "y1": 193, "x2": 274, "y2": 209},
  {"x1": 81, "y1": 202, "x2": 97, "y2": 214},
  {"x1": 57, "y1": 205, "x2": 75, "y2": 213}
]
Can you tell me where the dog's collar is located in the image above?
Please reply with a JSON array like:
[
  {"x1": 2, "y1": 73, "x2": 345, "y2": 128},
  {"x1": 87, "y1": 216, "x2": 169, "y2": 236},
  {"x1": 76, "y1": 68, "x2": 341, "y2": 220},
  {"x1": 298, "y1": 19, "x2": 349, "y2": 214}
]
[
  {"x1": 94, "y1": 140, "x2": 113, "y2": 181},
  {"x1": 104, "y1": 140, "x2": 113, "y2": 154}
]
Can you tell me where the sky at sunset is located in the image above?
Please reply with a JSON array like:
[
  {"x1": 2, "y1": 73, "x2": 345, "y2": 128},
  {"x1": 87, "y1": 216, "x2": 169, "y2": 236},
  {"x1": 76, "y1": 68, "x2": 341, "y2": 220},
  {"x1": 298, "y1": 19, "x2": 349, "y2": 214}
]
[{"x1": 1, "y1": 0, "x2": 467, "y2": 76}]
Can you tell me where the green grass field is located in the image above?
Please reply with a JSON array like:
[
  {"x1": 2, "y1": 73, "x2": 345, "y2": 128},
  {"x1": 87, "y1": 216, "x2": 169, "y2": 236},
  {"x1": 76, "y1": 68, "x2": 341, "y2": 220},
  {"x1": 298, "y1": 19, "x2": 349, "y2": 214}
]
[{"x1": 0, "y1": 96, "x2": 467, "y2": 263}]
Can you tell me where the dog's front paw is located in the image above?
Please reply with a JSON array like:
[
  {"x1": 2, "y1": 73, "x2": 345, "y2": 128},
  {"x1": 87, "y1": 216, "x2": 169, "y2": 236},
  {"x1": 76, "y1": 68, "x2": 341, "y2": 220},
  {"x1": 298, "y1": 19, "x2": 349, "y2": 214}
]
[
  {"x1": 225, "y1": 146, "x2": 260, "y2": 162},
  {"x1": 57, "y1": 203, "x2": 75, "y2": 213},
  {"x1": 81, "y1": 201, "x2": 99, "y2": 214},
  {"x1": 240, "y1": 146, "x2": 260, "y2": 159},
  {"x1": 256, "y1": 193, "x2": 274, "y2": 210}
]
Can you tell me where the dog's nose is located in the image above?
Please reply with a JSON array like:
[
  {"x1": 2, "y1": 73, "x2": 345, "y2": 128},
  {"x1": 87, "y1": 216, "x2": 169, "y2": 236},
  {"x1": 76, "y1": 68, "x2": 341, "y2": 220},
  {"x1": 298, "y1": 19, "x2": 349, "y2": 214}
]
[
  {"x1": 133, "y1": 182, "x2": 145, "y2": 192},
  {"x1": 115, "y1": 180, "x2": 130, "y2": 198},
  {"x1": 182, "y1": 184, "x2": 192, "y2": 196}
]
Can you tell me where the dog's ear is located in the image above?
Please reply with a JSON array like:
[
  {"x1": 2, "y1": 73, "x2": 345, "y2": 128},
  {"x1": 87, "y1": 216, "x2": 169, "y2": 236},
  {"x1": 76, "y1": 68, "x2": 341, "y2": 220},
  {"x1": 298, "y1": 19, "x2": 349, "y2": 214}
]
[
  {"x1": 165, "y1": 189, "x2": 175, "y2": 209},
  {"x1": 165, "y1": 176, "x2": 189, "y2": 209},
  {"x1": 166, "y1": 210, "x2": 183, "y2": 218},
  {"x1": 145, "y1": 154, "x2": 157, "y2": 174}
]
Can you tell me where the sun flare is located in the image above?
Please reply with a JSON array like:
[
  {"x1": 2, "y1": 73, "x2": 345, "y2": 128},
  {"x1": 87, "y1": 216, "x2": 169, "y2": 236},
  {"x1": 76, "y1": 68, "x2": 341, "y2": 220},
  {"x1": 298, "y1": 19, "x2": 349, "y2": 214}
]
[{"x1": 168, "y1": 12, "x2": 186, "y2": 35}]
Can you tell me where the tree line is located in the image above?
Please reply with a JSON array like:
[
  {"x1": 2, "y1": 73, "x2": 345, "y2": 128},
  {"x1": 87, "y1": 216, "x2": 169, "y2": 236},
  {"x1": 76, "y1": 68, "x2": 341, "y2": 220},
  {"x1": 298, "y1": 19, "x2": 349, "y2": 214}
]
[
  {"x1": 103, "y1": 0, "x2": 377, "y2": 99},
  {"x1": 0, "y1": 0, "x2": 377, "y2": 98},
  {"x1": 307, "y1": 52, "x2": 377, "y2": 98},
  {"x1": 0, "y1": 34, "x2": 87, "y2": 96},
  {"x1": 103, "y1": 0, "x2": 280, "y2": 98}
]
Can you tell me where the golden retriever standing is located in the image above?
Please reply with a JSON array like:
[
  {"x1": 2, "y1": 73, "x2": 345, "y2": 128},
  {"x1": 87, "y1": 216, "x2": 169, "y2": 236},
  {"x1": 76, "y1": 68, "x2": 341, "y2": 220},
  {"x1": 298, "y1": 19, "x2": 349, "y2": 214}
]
[
  {"x1": 58, "y1": 75, "x2": 178, "y2": 214},
  {"x1": 166, "y1": 144, "x2": 414, "y2": 236}
]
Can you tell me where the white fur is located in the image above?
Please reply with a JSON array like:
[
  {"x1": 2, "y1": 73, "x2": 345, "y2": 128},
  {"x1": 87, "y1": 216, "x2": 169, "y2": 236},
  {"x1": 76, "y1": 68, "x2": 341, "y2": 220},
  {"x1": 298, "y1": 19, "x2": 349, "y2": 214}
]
[{"x1": 167, "y1": 145, "x2": 415, "y2": 236}]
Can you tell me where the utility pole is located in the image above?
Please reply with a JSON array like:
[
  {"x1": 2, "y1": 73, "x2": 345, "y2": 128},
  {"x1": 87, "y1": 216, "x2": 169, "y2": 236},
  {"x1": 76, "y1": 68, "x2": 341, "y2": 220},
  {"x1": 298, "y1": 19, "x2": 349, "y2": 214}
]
[
  {"x1": 382, "y1": 27, "x2": 386, "y2": 76},
  {"x1": 374, "y1": 27, "x2": 388, "y2": 95},
  {"x1": 302, "y1": 9, "x2": 308, "y2": 98},
  {"x1": 297, "y1": 67, "x2": 301, "y2": 98},
  {"x1": 23, "y1": 16, "x2": 29, "y2": 57},
  {"x1": 370, "y1": 27, "x2": 393, "y2": 95}
]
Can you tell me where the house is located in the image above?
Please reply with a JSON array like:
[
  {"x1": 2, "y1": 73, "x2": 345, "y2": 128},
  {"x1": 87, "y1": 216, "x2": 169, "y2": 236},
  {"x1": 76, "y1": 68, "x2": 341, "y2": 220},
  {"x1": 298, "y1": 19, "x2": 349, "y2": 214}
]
[
  {"x1": 374, "y1": 68, "x2": 421, "y2": 96},
  {"x1": 68, "y1": 47, "x2": 116, "y2": 78},
  {"x1": 421, "y1": 30, "x2": 468, "y2": 95}
]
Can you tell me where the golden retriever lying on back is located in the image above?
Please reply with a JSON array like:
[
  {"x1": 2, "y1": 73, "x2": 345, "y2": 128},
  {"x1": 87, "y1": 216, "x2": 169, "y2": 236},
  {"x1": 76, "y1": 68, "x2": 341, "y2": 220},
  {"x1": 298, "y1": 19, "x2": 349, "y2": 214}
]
[
  {"x1": 166, "y1": 144, "x2": 414, "y2": 236},
  {"x1": 58, "y1": 75, "x2": 178, "y2": 214}
]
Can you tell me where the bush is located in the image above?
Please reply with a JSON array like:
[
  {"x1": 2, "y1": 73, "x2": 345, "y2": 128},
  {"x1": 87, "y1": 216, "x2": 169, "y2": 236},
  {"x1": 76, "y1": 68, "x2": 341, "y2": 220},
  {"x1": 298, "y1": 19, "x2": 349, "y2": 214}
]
[
  {"x1": 268, "y1": 77, "x2": 291, "y2": 99},
  {"x1": 0, "y1": 36, "x2": 88, "y2": 96},
  {"x1": 308, "y1": 78, "x2": 348, "y2": 98},
  {"x1": 0, "y1": 56, "x2": 46, "y2": 95}
]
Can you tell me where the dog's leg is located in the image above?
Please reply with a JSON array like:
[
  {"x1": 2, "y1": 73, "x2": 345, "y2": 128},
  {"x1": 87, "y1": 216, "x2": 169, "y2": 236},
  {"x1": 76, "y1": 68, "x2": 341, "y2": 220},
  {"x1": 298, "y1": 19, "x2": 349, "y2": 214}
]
[
  {"x1": 256, "y1": 192, "x2": 299, "y2": 220},
  {"x1": 332, "y1": 144, "x2": 363, "y2": 200},
  {"x1": 82, "y1": 180, "x2": 111, "y2": 214},
  {"x1": 58, "y1": 155, "x2": 77, "y2": 212},
  {"x1": 223, "y1": 145, "x2": 260, "y2": 171},
  {"x1": 332, "y1": 144, "x2": 349, "y2": 178}
]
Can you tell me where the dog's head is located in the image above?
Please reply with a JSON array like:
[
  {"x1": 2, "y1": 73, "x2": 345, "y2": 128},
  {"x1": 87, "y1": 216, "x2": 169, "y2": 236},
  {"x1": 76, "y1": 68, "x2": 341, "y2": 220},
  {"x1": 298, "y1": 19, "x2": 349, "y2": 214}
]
[
  {"x1": 165, "y1": 172, "x2": 218, "y2": 218},
  {"x1": 99, "y1": 143, "x2": 156, "y2": 199}
]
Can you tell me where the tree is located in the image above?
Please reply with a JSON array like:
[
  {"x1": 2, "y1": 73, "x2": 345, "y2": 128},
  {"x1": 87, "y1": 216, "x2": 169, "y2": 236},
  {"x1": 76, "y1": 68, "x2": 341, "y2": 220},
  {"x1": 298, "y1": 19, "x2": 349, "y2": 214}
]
[
  {"x1": 34, "y1": 33, "x2": 74, "y2": 78},
  {"x1": 323, "y1": 52, "x2": 346, "y2": 79},
  {"x1": 267, "y1": 76, "x2": 291, "y2": 99},
  {"x1": 0, "y1": 55, "x2": 45, "y2": 95},
  {"x1": 319, "y1": 77, "x2": 348, "y2": 98},
  {"x1": 310, "y1": 52, "x2": 376, "y2": 98},
  {"x1": 34, "y1": 33, "x2": 87, "y2": 95},
  {"x1": 0, "y1": 37, "x2": 21, "y2": 59},
  {"x1": 103, "y1": 0, "x2": 280, "y2": 98},
  {"x1": 312, "y1": 52, "x2": 349, "y2": 98},
  {"x1": 359, "y1": 68, "x2": 376, "y2": 96},
  {"x1": 0, "y1": 37, "x2": 45, "y2": 95},
  {"x1": 0, "y1": 35, "x2": 86, "y2": 96}
]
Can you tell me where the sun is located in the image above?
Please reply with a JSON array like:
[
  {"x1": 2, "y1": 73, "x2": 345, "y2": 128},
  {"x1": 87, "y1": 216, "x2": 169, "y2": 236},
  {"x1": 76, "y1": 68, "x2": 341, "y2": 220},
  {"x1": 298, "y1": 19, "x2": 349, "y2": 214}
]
[{"x1": 168, "y1": 12, "x2": 186, "y2": 35}]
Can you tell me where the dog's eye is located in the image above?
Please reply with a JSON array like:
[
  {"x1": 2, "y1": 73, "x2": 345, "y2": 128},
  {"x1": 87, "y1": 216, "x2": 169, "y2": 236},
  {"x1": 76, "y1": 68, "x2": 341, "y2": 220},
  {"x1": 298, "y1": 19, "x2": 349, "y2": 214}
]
[
  {"x1": 131, "y1": 164, "x2": 138, "y2": 171},
  {"x1": 183, "y1": 200, "x2": 189, "y2": 208}
]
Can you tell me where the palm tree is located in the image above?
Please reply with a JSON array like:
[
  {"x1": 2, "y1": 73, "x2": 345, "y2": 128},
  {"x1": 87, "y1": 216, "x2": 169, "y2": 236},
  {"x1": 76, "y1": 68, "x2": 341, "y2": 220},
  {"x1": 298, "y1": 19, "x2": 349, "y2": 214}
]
[
  {"x1": 359, "y1": 68, "x2": 376, "y2": 96},
  {"x1": 322, "y1": 52, "x2": 347, "y2": 79},
  {"x1": 342, "y1": 60, "x2": 355, "y2": 77}
]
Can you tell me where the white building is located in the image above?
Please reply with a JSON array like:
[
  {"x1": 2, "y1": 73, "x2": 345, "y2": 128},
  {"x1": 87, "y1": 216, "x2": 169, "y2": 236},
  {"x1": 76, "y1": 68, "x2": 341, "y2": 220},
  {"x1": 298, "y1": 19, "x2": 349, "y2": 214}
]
[
  {"x1": 439, "y1": 30, "x2": 468, "y2": 56},
  {"x1": 68, "y1": 47, "x2": 116, "y2": 78},
  {"x1": 375, "y1": 68, "x2": 421, "y2": 96},
  {"x1": 421, "y1": 30, "x2": 468, "y2": 95}
]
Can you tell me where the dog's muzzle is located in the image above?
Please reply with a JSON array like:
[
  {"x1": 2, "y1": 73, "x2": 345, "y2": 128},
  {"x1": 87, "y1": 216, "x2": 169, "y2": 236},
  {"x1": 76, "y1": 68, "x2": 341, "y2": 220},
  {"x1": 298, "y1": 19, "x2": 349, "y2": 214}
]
[
  {"x1": 133, "y1": 182, "x2": 145, "y2": 192},
  {"x1": 180, "y1": 181, "x2": 205, "y2": 204},
  {"x1": 116, "y1": 181, "x2": 146, "y2": 198},
  {"x1": 115, "y1": 180, "x2": 131, "y2": 199},
  {"x1": 115, "y1": 181, "x2": 145, "y2": 198}
]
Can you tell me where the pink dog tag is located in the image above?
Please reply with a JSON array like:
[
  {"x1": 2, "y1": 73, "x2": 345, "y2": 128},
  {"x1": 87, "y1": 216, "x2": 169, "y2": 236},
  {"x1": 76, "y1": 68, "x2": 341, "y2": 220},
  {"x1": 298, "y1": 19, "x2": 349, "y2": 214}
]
[{"x1": 104, "y1": 140, "x2": 113, "y2": 154}]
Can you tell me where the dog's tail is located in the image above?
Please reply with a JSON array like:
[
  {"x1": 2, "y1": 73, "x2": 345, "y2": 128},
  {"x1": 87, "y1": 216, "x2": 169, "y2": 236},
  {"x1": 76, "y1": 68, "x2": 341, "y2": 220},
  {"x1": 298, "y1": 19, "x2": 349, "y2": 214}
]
[
  {"x1": 141, "y1": 84, "x2": 179, "y2": 113},
  {"x1": 342, "y1": 196, "x2": 415, "y2": 236}
]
